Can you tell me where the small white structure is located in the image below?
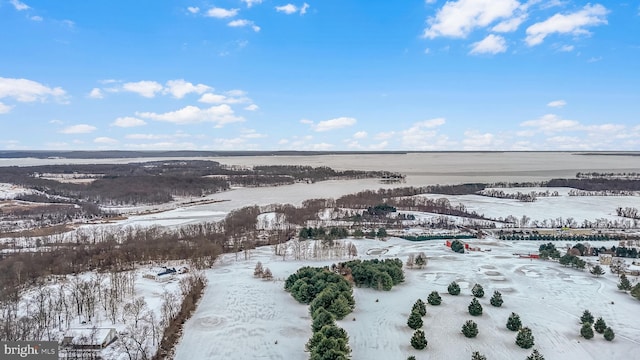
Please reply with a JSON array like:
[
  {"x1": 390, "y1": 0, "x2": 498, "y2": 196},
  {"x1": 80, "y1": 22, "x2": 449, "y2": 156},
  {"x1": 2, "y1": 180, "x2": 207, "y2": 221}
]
[{"x1": 62, "y1": 327, "x2": 117, "y2": 349}]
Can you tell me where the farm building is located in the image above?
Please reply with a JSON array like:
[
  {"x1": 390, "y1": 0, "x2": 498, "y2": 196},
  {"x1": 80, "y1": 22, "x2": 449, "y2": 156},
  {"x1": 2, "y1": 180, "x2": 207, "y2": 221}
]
[{"x1": 62, "y1": 327, "x2": 117, "y2": 349}]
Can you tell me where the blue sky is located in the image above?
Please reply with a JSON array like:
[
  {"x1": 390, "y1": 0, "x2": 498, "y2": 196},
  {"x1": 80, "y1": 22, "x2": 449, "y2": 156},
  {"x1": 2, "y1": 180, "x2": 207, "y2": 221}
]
[{"x1": 1, "y1": 0, "x2": 639, "y2": 151}]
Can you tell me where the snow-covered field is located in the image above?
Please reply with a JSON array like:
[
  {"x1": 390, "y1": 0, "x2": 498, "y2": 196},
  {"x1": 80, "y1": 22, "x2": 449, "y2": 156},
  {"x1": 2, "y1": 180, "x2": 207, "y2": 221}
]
[
  {"x1": 419, "y1": 189, "x2": 640, "y2": 224},
  {"x1": 174, "y1": 238, "x2": 640, "y2": 360}
]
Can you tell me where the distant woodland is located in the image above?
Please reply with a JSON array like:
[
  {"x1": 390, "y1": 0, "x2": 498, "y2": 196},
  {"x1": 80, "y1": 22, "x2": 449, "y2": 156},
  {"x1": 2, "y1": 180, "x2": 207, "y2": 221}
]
[{"x1": 0, "y1": 161, "x2": 393, "y2": 208}]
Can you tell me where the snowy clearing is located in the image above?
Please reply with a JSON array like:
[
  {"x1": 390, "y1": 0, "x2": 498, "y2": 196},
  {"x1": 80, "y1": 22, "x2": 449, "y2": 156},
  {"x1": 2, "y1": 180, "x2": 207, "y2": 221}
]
[{"x1": 174, "y1": 238, "x2": 639, "y2": 360}]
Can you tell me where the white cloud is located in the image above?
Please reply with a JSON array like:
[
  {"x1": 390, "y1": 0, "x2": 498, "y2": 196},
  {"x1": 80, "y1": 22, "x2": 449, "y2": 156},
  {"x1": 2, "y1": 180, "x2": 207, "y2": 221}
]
[
  {"x1": 242, "y1": 0, "x2": 263, "y2": 8},
  {"x1": 311, "y1": 143, "x2": 334, "y2": 150},
  {"x1": 374, "y1": 131, "x2": 396, "y2": 140},
  {"x1": 49, "y1": 119, "x2": 63, "y2": 125},
  {"x1": 122, "y1": 81, "x2": 163, "y2": 98},
  {"x1": 425, "y1": 0, "x2": 437, "y2": 4},
  {"x1": 401, "y1": 118, "x2": 449, "y2": 149},
  {"x1": 423, "y1": 0, "x2": 521, "y2": 38},
  {"x1": 276, "y1": 3, "x2": 309, "y2": 15},
  {"x1": 94, "y1": 137, "x2": 118, "y2": 144},
  {"x1": 462, "y1": 131, "x2": 502, "y2": 149},
  {"x1": 469, "y1": 34, "x2": 507, "y2": 54},
  {"x1": 59, "y1": 124, "x2": 97, "y2": 134},
  {"x1": 0, "y1": 102, "x2": 14, "y2": 114},
  {"x1": 206, "y1": 7, "x2": 239, "y2": 18},
  {"x1": 244, "y1": 104, "x2": 259, "y2": 111},
  {"x1": 228, "y1": 19, "x2": 261, "y2": 32},
  {"x1": 30, "y1": 15, "x2": 42, "y2": 21},
  {"x1": 112, "y1": 116, "x2": 147, "y2": 128},
  {"x1": 125, "y1": 142, "x2": 197, "y2": 150},
  {"x1": 416, "y1": 118, "x2": 446, "y2": 128},
  {"x1": 558, "y1": 44, "x2": 574, "y2": 52},
  {"x1": 525, "y1": 4, "x2": 608, "y2": 46},
  {"x1": 313, "y1": 117, "x2": 357, "y2": 132},
  {"x1": 276, "y1": 4, "x2": 298, "y2": 14},
  {"x1": 136, "y1": 105, "x2": 243, "y2": 126},
  {"x1": 164, "y1": 79, "x2": 211, "y2": 99},
  {"x1": 520, "y1": 113, "x2": 579, "y2": 133},
  {"x1": 88, "y1": 88, "x2": 103, "y2": 99},
  {"x1": 492, "y1": 14, "x2": 526, "y2": 32},
  {"x1": 198, "y1": 92, "x2": 249, "y2": 104},
  {"x1": 353, "y1": 131, "x2": 368, "y2": 139},
  {"x1": 240, "y1": 129, "x2": 267, "y2": 139},
  {"x1": 187, "y1": 6, "x2": 200, "y2": 14},
  {"x1": 0, "y1": 77, "x2": 66, "y2": 102},
  {"x1": 10, "y1": 0, "x2": 30, "y2": 11},
  {"x1": 227, "y1": 89, "x2": 247, "y2": 97},
  {"x1": 547, "y1": 99, "x2": 566, "y2": 108},
  {"x1": 299, "y1": 119, "x2": 314, "y2": 125}
]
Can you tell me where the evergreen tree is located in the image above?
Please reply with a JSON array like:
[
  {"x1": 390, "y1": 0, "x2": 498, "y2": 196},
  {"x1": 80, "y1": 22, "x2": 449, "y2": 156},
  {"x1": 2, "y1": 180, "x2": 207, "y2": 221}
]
[
  {"x1": 327, "y1": 295, "x2": 352, "y2": 320},
  {"x1": 414, "y1": 252, "x2": 427, "y2": 269},
  {"x1": 590, "y1": 265, "x2": 605, "y2": 277},
  {"x1": 526, "y1": 349, "x2": 545, "y2": 360},
  {"x1": 412, "y1": 299, "x2": 426, "y2": 317},
  {"x1": 604, "y1": 327, "x2": 615, "y2": 341},
  {"x1": 311, "y1": 308, "x2": 336, "y2": 332},
  {"x1": 462, "y1": 320, "x2": 479, "y2": 338},
  {"x1": 580, "y1": 323, "x2": 594, "y2": 339},
  {"x1": 407, "y1": 310, "x2": 424, "y2": 330},
  {"x1": 632, "y1": 283, "x2": 640, "y2": 300},
  {"x1": 410, "y1": 330, "x2": 427, "y2": 350},
  {"x1": 580, "y1": 310, "x2": 594, "y2": 325},
  {"x1": 376, "y1": 228, "x2": 388, "y2": 239},
  {"x1": 448, "y1": 281, "x2": 461, "y2": 295},
  {"x1": 472, "y1": 284, "x2": 484, "y2": 298},
  {"x1": 573, "y1": 258, "x2": 586, "y2": 270},
  {"x1": 618, "y1": 273, "x2": 632, "y2": 291},
  {"x1": 594, "y1": 317, "x2": 607, "y2": 334},
  {"x1": 471, "y1": 352, "x2": 486, "y2": 360},
  {"x1": 427, "y1": 291, "x2": 442, "y2": 306},
  {"x1": 506, "y1": 312, "x2": 522, "y2": 331},
  {"x1": 468, "y1": 298, "x2": 483, "y2": 316},
  {"x1": 516, "y1": 327, "x2": 535, "y2": 349},
  {"x1": 490, "y1": 290, "x2": 503, "y2": 307},
  {"x1": 407, "y1": 357, "x2": 416, "y2": 360}
]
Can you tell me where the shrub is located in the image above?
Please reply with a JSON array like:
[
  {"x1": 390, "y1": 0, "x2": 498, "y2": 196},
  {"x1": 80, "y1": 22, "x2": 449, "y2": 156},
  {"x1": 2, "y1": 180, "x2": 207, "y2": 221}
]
[
  {"x1": 410, "y1": 330, "x2": 427, "y2": 350},
  {"x1": 526, "y1": 349, "x2": 545, "y2": 360},
  {"x1": 462, "y1": 320, "x2": 479, "y2": 338},
  {"x1": 468, "y1": 298, "x2": 483, "y2": 316},
  {"x1": 490, "y1": 290, "x2": 503, "y2": 307},
  {"x1": 427, "y1": 291, "x2": 442, "y2": 306},
  {"x1": 604, "y1": 327, "x2": 615, "y2": 341},
  {"x1": 516, "y1": 327, "x2": 535, "y2": 349},
  {"x1": 448, "y1": 281, "x2": 461, "y2": 295},
  {"x1": 580, "y1": 323, "x2": 594, "y2": 339},
  {"x1": 472, "y1": 351, "x2": 486, "y2": 360},
  {"x1": 594, "y1": 317, "x2": 607, "y2": 334},
  {"x1": 506, "y1": 312, "x2": 521, "y2": 331},
  {"x1": 471, "y1": 284, "x2": 484, "y2": 298},
  {"x1": 407, "y1": 310, "x2": 424, "y2": 330},
  {"x1": 412, "y1": 299, "x2": 426, "y2": 317},
  {"x1": 580, "y1": 310, "x2": 594, "y2": 325}
]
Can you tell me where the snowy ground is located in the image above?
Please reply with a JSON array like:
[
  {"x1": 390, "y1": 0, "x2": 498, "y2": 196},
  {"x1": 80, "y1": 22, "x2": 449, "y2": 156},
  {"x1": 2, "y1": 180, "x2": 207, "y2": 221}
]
[
  {"x1": 174, "y1": 238, "x2": 640, "y2": 360},
  {"x1": 419, "y1": 190, "x2": 640, "y2": 224}
]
